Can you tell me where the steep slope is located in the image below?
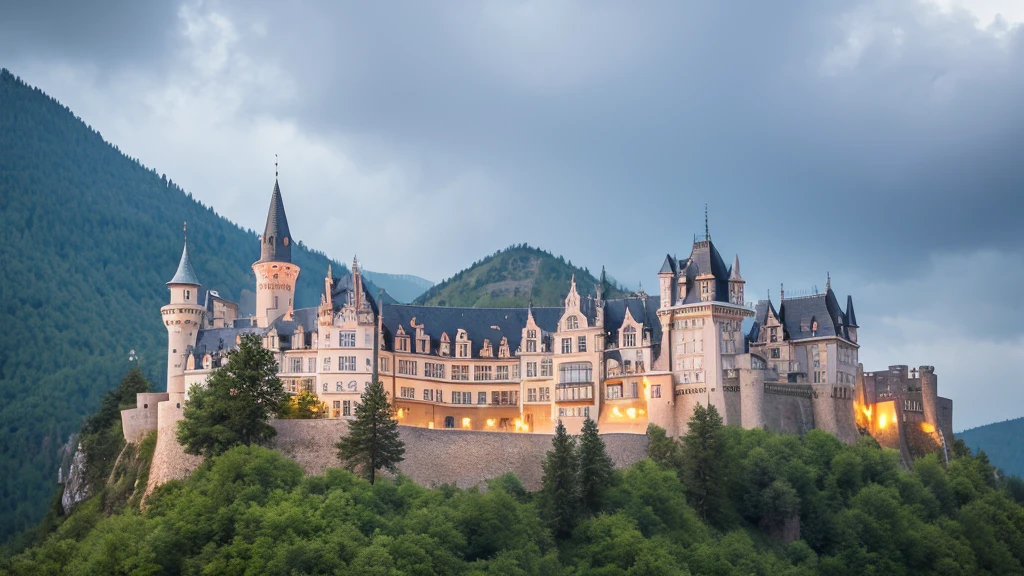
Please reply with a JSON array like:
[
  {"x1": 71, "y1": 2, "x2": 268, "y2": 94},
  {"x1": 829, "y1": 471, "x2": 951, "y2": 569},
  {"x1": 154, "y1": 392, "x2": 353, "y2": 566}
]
[
  {"x1": 0, "y1": 69, "x2": 376, "y2": 540},
  {"x1": 361, "y1": 270, "x2": 433, "y2": 303},
  {"x1": 958, "y1": 418, "x2": 1024, "y2": 478},
  {"x1": 414, "y1": 245, "x2": 625, "y2": 307}
]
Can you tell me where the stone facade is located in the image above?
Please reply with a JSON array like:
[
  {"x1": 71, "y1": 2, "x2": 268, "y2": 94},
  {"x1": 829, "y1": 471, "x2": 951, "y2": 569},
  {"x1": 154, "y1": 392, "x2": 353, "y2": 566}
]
[{"x1": 124, "y1": 175, "x2": 952, "y2": 491}]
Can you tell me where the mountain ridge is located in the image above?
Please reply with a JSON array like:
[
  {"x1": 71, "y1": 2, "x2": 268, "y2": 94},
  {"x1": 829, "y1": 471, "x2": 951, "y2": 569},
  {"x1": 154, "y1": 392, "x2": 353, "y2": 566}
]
[{"x1": 958, "y1": 417, "x2": 1024, "y2": 478}]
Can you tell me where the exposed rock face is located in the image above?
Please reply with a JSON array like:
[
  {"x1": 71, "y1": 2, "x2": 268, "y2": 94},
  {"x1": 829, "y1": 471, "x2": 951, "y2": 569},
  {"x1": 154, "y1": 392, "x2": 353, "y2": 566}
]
[{"x1": 60, "y1": 442, "x2": 91, "y2": 514}]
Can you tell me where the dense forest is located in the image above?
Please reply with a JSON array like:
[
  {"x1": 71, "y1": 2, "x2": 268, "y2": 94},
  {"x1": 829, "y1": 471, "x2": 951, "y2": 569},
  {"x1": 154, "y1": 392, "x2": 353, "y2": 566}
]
[
  {"x1": 0, "y1": 68, "x2": 381, "y2": 541},
  {"x1": 4, "y1": 416, "x2": 1024, "y2": 574},
  {"x1": 414, "y1": 245, "x2": 626, "y2": 308},
  {"x1": 959, "y1": 418, "x2": 1024, "y2": 479}
]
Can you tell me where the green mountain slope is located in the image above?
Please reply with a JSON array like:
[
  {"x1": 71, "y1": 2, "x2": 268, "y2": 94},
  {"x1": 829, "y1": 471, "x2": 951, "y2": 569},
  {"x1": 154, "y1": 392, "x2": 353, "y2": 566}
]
[
  {"x1": 0, "y1": 69, "x2": 371, "y2": 540},
  {"x1": 414, "y1": 245, "x2": 625, "y2": 307},
  {"x1": 958, "y1": 418, "x2": 1024, "y2": 478},
  {"x1": 361, "y1": 270, "x2": 433, "y2": 303}
]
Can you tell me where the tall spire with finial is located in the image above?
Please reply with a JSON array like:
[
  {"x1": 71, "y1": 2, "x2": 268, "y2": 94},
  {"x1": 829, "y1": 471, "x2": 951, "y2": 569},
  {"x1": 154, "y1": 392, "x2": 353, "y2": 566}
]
[
  {"x1": 780, "y1": 283, "x2": 785, "y2": 301},
  {"x1": 826, "y1": 271, "x2": 831, "y2": 291},
  {"x1": 168, "y1": 221, "x2": 200, "y2": 286},
  {"x1": 705, "y1": 204, "x2": 710, "y2": 241},
  {"x1": 257, "y1": 156, "x2": 292, "y2": 264}
]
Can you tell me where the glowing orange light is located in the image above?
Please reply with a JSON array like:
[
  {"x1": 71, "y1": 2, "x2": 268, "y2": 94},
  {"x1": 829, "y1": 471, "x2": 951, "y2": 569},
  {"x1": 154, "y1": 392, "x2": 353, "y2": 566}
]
[
  {"x1": 461, "y1": 417, "x2": 471, "y2": 429},
  {"x1": 514, "y1": 418, "x2": 523, "y2": 431},
  {"x1": 920, "y1": 422, "x2": 935, "y2": 434},
  {"x1": 626, "y1": 407, "x2": 637, "y2": 419},
  {"x1": 396, "y1": 408, "x2": 405, "y2": 418},
  {"x1": 612, "y1": 407, "x2": 623, "y2": 417},
  {"x1": 643, "y1": 377, "x2": 651, "y2": 400},
  {"x1": 638, "y1": 409, "x2": 646, "y2": 416},
  {"x1": 486, "y1": 418, "x2": 496, "y2": 427},
  {"x1": 878, "y1": 413, "x2": 888, "y2": 429},
  {"x1": 428, "y1": 421, "x2": 435, "y2": 429}
]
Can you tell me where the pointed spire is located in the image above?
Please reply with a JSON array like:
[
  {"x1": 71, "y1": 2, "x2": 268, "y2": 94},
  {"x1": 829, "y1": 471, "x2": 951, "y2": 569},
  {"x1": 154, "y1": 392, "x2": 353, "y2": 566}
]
[
  {"x1": 704, "y1": 204, "x2": 709, "y2": 241},
  {"x1": 168, "y1": 224, "x2": 200, "y2": 286},
  {"x1": 826, "y1": 271, "x2": 831, "y2": 292},
  {"x1": 780, "y1": 283, "x2": 785, "y2": 301},
  {"x1": 729, "y1": 254, "x2": 742, "y2": 281},
  {"x1": 257, "y1": 173, "x2": 292, "y2": 264},
  {"x1": 846, "y1": 295, "x2": 859, "y2": 327}
]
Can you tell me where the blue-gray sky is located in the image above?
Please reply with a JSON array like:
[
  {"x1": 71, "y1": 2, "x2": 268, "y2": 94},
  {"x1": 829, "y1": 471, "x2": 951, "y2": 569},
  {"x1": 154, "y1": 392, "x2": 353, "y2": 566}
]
[{"x1": 2, "y1": 0, "x2": 1022, "y2": 430}]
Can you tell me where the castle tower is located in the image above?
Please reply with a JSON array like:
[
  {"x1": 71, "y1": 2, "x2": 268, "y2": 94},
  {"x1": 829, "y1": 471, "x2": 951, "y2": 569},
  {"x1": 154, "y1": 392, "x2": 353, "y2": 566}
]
[
  {"x1": 728, "y1": 254, "x2": 744, "y2": 305},
  {"x1": 162, "y1": 233, "x2": 205, "y2": 396},
  {"x1": 920, "y1": 365, "x2": 938, "y2": 431},
  {"x1": 253, "y1": 177, "x2": 300, "y2": 327}
]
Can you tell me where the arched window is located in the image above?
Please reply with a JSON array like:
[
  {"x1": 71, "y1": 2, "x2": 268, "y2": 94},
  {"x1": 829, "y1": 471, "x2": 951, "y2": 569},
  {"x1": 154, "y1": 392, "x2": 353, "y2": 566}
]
[
  {"x1": 622, "y1": 326, "x2": 637, "y2": 348},
  {"x1": 444, "y1": 416, "x2": 455, "y2": 429},
  {"x1": 566, "y1": 315, "x2": 578, "y2": 330}
]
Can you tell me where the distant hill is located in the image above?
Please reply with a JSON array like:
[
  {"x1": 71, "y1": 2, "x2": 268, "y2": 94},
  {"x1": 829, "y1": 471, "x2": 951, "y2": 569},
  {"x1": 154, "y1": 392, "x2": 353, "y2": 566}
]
[
  {"x1": 958, "y1": 418, "x2": 1024, "y2": 478},
  {"x1": 362, "y1": 270, "x2": 433, "y2": 303},
  {"x1": 0, "y1": 69, "x2": 395, "y2": 540},
  {"x1": 414, "y1": 245, "x2": 626, "y2": 307}
]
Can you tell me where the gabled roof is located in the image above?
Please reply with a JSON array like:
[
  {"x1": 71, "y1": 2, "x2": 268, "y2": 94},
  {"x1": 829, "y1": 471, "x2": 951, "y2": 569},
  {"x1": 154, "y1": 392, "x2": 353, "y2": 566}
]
[
  {"x1": 328, "y1": 272, "x2": 380, "y2": 316},
  {"x1": 167, "y1": 239, "x2": 201, "y2": 286},
  {"x1": 257, "y1": 179, "x2": 293, "y2": 264},
  {"x1": 659, "y1": 254, "x2": 677, "y2": 275},
  {"x1": 677, "y1": 239, "x2": 731, "y2": 305},
  {"x1": 604, "y1": 295, "x2": 663, "y2": 359},
  {"x1": 776, "y1": 288, "x2": 848, "y2": 341}
]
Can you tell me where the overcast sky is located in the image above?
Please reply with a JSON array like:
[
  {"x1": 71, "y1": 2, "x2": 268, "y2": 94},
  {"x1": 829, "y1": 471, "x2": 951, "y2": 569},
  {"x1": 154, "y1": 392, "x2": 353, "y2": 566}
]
[{"x1": 3, "y1": 0, "x2": 1022, "y2": 430}]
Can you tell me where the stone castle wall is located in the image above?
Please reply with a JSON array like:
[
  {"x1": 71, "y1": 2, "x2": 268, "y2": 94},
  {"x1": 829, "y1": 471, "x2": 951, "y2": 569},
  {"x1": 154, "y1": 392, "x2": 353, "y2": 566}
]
[
  {"x1": 146, "y1": 395, "x2": 203, "y2": 495},
  {"x1": 761, "y1": 389, "x2": 815, "y2": 436}
]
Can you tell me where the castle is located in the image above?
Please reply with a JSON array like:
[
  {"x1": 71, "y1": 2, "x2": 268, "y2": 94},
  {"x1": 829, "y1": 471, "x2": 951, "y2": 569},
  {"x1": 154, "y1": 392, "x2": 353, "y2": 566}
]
[{"x1": 121, "y1": 176, "x2": 954, "y2": 462}]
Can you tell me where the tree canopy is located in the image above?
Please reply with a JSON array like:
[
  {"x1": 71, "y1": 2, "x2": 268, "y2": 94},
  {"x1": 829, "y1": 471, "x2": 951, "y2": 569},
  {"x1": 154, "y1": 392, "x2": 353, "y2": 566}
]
[{"x1": 335, "y1": 379, "x2": 405, "y2": 484}]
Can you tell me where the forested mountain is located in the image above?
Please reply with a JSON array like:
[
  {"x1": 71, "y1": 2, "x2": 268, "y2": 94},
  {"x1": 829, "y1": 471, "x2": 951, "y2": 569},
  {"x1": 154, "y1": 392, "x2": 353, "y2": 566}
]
[
  {"x1": 414, "y1": 245, "x2": 626, "y2": 307},
  {"x1": 361, "y1": 270, "x2": 433, "y2": 303},
  {"x1": 958, "y1": 418, "x2": 1024, "y2": 478},
  {"x1": 0, "y1": 69, "x2": 380, "y2": 541}
]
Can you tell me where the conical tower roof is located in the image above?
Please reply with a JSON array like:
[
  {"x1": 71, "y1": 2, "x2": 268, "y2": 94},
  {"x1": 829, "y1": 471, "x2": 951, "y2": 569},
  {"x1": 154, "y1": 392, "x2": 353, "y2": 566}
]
[
  {"x1": 257, "y1": 178, "x2": 292, "y2": 264},
  {"x1": 167, "y1": 238, "x2": 200, "y2": 286}
]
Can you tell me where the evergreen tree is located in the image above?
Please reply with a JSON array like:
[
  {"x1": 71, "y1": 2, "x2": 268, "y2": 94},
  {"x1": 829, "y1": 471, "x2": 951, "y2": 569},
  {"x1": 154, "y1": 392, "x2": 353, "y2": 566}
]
[
  {"x1": 177, "y1": 334, "x2": 288, "y2": 457},
  {"x1": 680, "y1": 402, "x2": 727, "y2": 526},
  {"x1": 578, "y1": 418, "x2": 614, "y2": 516},
  {"x1": 540, "y1": 420, "x2": 580, "y2": 538},
  {"x1": 646, "y1": 423, "x2": 684, "y2": 474},
  {"x1": 336, "y1": 380, "x2": 405, "y2": 484}
]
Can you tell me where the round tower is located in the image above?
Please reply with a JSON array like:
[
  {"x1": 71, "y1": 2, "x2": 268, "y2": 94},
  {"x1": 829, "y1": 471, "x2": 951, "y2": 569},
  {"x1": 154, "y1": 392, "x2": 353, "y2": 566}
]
[
  {"x1": 920, "y1": 365, "x2": 938, "y2": 429},
  {"x1": 253, "y1": 177, "x2": 300, "y2": 327},
  {"x1": 163, "y1": 235, "x2": 205, "y2": 396}
]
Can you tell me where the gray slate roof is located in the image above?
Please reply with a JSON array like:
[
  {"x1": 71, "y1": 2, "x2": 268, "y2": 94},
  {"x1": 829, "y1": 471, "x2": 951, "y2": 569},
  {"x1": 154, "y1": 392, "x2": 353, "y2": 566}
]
[
  {"x1": 167, "y1": 240, "x2": 201, "y2": 286},
  {"x1": 257, "y1": 179, "x2": 292, "y2": 264},
  {"x1": 748, "y1": 288, "x2": 856, "y2": 343}
]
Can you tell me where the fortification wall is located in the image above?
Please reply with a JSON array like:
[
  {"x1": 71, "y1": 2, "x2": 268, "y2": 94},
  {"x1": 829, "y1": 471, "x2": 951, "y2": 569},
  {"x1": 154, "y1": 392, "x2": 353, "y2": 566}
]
[
  {"x1": 272, "y1": 419, "x2": 649, "y2": 490},
  {"x1": 146, "y1": 395, "x2": 203, "y2": 494},
  {"x1": 120, "y1": 393, "x2": 168, "y2": 443},
  {"x1": 761, "y1": 389, "x2": 815, "y2": 435}
]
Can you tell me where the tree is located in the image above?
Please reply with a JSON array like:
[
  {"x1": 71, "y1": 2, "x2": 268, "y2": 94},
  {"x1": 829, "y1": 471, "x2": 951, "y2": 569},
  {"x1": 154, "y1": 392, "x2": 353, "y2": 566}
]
[
  {"x1": 280, "y1": 390, "x2": 328, "y2": 419},
  {"x1": 540, "y1": 420, "x2": 580, "y2": 538},
  {"x1": 578, "y1": 418, "x2": 614, "y2": 516},
  {"x1": 646, "y1": 423, "x2": 684, "y2": 473},
  {"x1": 177, "y1": 333, "x2": 288, "y2": 457},
  {"x1": 681, "y1": 402, "x2": 727, "y2": 525},
  {"x1": 336, "y1": 380, "x2": 405, "y2": 484}
]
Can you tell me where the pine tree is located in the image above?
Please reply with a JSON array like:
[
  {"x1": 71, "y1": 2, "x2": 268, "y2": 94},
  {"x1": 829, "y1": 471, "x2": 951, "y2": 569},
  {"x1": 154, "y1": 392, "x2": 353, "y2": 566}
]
[
  {"x1": 578, "y1": 417, "x2": 614, "y2": 516},
  {"x1": 681, "y1": 402, "x2": 727, "y2": 525},
  {"x1": 540, "y1": 420, "x2": 581, "y2": 538},
  {"x1": 336, "y1": 380, "x2": 405, "y2": 484},
  {"x1": 177, "y1": 334, "x2": 289, "y2": 457}
]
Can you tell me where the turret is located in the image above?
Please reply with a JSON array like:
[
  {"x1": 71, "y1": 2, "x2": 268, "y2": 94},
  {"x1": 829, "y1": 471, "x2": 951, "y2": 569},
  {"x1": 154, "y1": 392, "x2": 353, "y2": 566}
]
[
  {"x1": 162, "y1": 232, "x2": 205, "y2": 396},
  {"x1": 252, "y1": 177, "x2": 301, "y2": 327},
  {"x1": 658, "y1": 254, "x2": 676, "y2": 308},
  {"x1": 920, "y1": 365, "x2": 938, "y2": 431},
  {"x1": 728, "y1": 254, "x2": 744, "y2": 305}
]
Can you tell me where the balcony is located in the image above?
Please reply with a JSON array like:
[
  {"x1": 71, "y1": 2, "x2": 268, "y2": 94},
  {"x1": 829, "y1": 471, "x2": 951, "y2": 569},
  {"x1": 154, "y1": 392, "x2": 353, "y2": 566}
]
[
  {"x1": 606, "y1": 365, "x2": 646, "y2": 378},
  {"x1": 555, "y1": 384, "x2": 594, "y2": 402}
]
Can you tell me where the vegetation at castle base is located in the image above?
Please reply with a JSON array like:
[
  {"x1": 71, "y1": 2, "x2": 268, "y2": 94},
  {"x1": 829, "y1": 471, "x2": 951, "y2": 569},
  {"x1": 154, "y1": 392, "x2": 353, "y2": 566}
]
[
  {"x1": 958, "y1": 417, "x2": 1024, "y2": 479},
  {"x1": 178, "y1": 334, "x2": 290, "y2": 457},
  {"x1": 279, "y1": 390, "x2": 329, "y2": 420},
  {"x1": 0, "y1": 68, "x2": 371, "y2": 541},
  {"x1": 413, "y1": 244, "x2": 627, "y2": 308},
  {"x1": 336, "y1": 380, "x2": 406, "y2": 484}
]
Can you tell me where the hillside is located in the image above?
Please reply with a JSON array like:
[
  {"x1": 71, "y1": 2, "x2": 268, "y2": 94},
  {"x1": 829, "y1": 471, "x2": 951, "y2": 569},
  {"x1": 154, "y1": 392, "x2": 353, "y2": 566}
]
[
  {"x1": 958, "y1": 418, "x2": 1024, "y2": 478},
  {"x1": 0, "y1": 69, "x2": 387, "y2": 540},
  {"x1": 414, "y1": 245, "x2": 626, "y2": 307},
  {"x1": 361, "y1": 270, "x2": 433, "y2": 303}
]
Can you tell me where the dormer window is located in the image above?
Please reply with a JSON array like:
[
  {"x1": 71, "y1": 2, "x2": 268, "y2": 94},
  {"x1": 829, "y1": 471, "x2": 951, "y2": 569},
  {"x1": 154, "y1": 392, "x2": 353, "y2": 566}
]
[
  {"x1": 481, "y1": 339, "x2": 493, "y2": 358},
  {"x1": 526, "y1": 338, "x2": 537, "y2": 353},
  {"x1": 622, "y1": 326, "x2": 637, "y2": 348},
  {"x1": 457, "y1": 343, "x2": 469, "y2": 358},
  {"x1": 498, "y1": 337, "x2": 510, "y2": 358},
  {"x1": 566, "y1": 316, "x2": 578, "y2": 330}
]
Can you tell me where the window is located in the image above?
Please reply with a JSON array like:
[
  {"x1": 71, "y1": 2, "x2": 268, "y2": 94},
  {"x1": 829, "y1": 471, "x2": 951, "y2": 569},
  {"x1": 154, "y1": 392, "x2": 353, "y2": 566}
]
[
  {"x1": 651, "y1": 384, "x2": 661, "y2": 398},
  {"x1": 457, "y1": 343, "x2": 469, "y2": 358},
  {"x1": 291, "y1": 358, "x2": 303, "y2": 373},
  {"x1": 811, "y1": 345, "x2": 820, "y2": 369},
  {"x1": 185, "y1": 289, "x2": 191, "y2": 300},
  {"x1": 631, "y1": 381, "x2": 639, "y2": 398},
  {"x1": 561, "y1": 338, "x2": 572, "y2": 354},
  {"x1": 528, "y1": 388, "x2": 537, "y2": 402},
  {"x1": 444, "y1": 416, "x2": 455, "y2": 429},
  {"x1": 496, "y1": 365, "x2": 509, "y2": 380},
  {"x1": 528, "y1": 329, "x2": 537, "y2": 339},
  {"x1": 771, "y1": 348, "x2": 780, "y2": 359},
  {"x1": 343, "y1": 400, "x2": 352, "y2": 417},
  {"x1": 398, "y1": 359, "x2": 417, "y2": 376},
  {"x1": 474, "y1": 366, "x2": 492, "y2": 381},
  {"x1": 425, "y1": 362, "x2": 445, "y2": 379},
  {"x1": 606, "y1": 384, "x2": 623, "y2": 399},
  {"x1": 556, "y1": 384, "x2": 593, "y2": 401},
  {"x1": 622, "y1": 326, "x2": 636, "y2": 347},
  {"x1": 397, "y1": 337, "x2": 409, "y2": 352},
  {"x1": 324, "y1": 331, "x2": 331, "y2": 346},
  {"x1": 308, "y1": 358, "x2": 316, "y2": 372},
  {"x1": 527, "y1": 362, "x2": 537, "y2": 378},
  {"x1": 559, "y1": 362, "x2": 593, "y2": 383},
  {"x1": 332, "y1": 400, "x2": 341, "y2": 418},
  {"x1": 513, "y1": 364, "x2": 520, "y2": 379},
  {"x1": 323, "y1": 357, "x2": 331, "y2": 371},
  {"x1": 578, "y1": 335, "x2": 587, "y2": 353},
  {"x1": 769, "y1": 328, "x2": 778, "y2": 343},
  {"x1": 452, "y1": 391, "x2": 472, "y2": 404},
  {"x1": 423, "y1": 389, "x2": 433, "y2": 401},
  {"x1": 478, "y1": 392, "x2": 487, "y2": 405},
  {"x1": 559, "y1": 407, "x2": 590, "y2": 418},
  {"x1": 322, "y1": 382, "x2": 328, "y2": 392},
  {"x1": 526, "y1": 339, "x2": 537, "y2": 353},
  {"x1": 339, "y1": 356, "x2": 356, "y2": 371},
  {"x1": 436, "y1": 388, "x2": 442, "y2": 402},
  {"x1": 336, "y1": 382, "x2": 343, "y2": 392},
  {"x1": 541, "y1": 358, "x2": 553, "y2": 377},
  {"x1": 566, "y1": 315, "x2": 578, "y2": 330},
  {"x1": 339, "y1": 331, "x2": 356, "y2": 347},
  {"x1": 539, "y1": 387, "x2": 550, "y2": 401},
  {"x1": 400, "y1": 387, "x2": 416, "y2": 399},
  {"x1": 452, "y1": 365, "x2": 469, "y2": 381},
  {"x1": 379, "y1": 357, "x2": 390, "y2": 373}
]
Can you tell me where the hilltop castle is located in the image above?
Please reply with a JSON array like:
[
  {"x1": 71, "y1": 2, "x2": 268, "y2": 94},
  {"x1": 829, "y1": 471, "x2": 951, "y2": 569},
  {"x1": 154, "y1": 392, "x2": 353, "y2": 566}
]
[{"x1": 121, "y1": 176, "x2": 953, "y2": 460}]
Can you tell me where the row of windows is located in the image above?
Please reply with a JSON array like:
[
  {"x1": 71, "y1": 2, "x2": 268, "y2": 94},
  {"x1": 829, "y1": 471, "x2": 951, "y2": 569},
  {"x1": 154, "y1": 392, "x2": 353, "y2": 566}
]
[
  {"x1": 322, "y1": 356, "x2": 358, "y2": 372},
  {"x1": 559, "y1": 406, "x2": 590, "y2": 418},
  {"x1": 289, "y1": 357, "x2": 318, "y2": 373},
  {"x1": 672, "y1": 318, "x2": 706, "y2": 330},
  {"x1": 331, "y1": 400, "x2": 354, "y2": 418},
  {"x1": 397, "y1": 360, "x2": 520, "y2": 381},
  {"x1": 606, "y1": 382, "x2": 640, "y2": 399},
  {"x1": 322, "y1": 330, "x2": 361, "y2": 348},
  {"x1": 526, "y1": 387, "x2": 551, "y2": 402},
  {"x1": 555, "y1": 384, "x2": 593, "y2": 401},
  {"x1": 398, "y1": 387, "x2": 521, "y2": 406}
]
